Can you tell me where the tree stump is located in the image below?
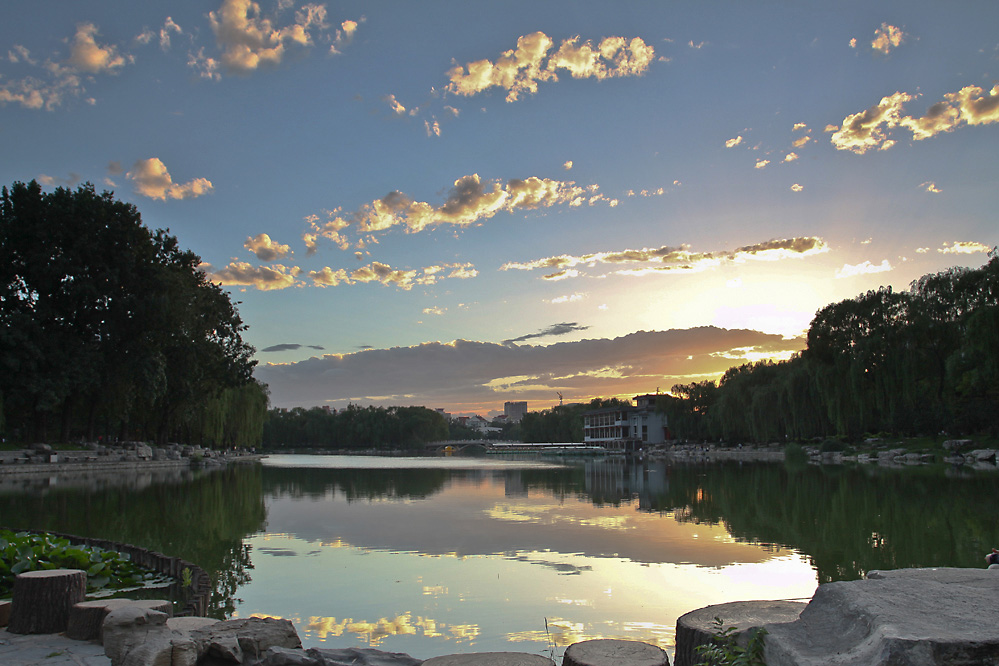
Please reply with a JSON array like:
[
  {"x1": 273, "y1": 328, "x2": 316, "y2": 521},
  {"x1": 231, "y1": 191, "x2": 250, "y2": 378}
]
[
  {"x1": 673, "y1": 600, "x2": 805, "y2": 666},
  {"x1": 562, "y1": 639, "x2": 669, "y2": 666},
  {"x1": 7, "y1": 568, "x2": 87, "y2": 634},
  {"x1": 66, "y1": 598, "x2": 173, "y2": 641}
]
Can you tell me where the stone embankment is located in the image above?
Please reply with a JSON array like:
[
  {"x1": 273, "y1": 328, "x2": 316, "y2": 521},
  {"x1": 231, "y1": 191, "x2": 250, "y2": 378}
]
[
  {"x1": 652, "y1": 439, "x2": 999, "y2": 469},
  {"x1": 0, "y1": 441, "x2": 261, "y2": 477}
]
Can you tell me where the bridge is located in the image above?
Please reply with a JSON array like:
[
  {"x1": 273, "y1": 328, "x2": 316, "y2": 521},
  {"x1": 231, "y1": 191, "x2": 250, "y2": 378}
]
[{"x1": 423, "y1": 440, "x2": 608, "y2": 455}]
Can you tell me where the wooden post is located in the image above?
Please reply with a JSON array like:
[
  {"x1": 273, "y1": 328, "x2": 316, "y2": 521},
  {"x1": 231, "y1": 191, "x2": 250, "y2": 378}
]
[{"x1": 7, "y1": 568, "x2": 87, "y2": 634}]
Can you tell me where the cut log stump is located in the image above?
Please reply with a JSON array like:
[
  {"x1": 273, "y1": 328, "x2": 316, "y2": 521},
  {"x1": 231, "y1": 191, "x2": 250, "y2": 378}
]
[
  {"x1": 7, "y1": 568, "x2": 87, "y2": 634},
  {"x1": 562, "y1": 639, "x2": 669, "y2": 666},
  {"x1": 66, "y1": 598, "x2": 173, "y2": 641},
  {"x1": 673, "y1": 600, "x2": 805, "y2": 666}
]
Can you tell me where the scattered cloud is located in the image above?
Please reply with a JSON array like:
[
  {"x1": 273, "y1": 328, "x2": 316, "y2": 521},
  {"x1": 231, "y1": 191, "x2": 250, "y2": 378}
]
[
  {"x1": 307, "y1": 261, "x2": 478, "y2": 291},
  {"x1": 200, "y1": 0, "x2": 351, "y2": 76},
  {"x1": 307, "y1": 173, "x2": 601, "y2": 252},
  {"x1": 784, "y1": 152, "x2": 799, "y2": 163},
  {"x1": 920, "y1": 181, "x2": 942, "y2": 194},
  {"x1": 550, "y1": 293, "x2": 585, "y2": 304},
  {"x1": 201, "y1": 261, "x2": 302, "y2": 290},
  {"x1": 245, "y1": 233, "x2": 291, "y2": 261},
  {"x1": 502, "y1": 236, "x2": 829, "y2": 280},
  {"x1": 126, "y1": 158, "x2": 214, "y2": 200},
  {"x1": 871, "y1": 23, "x2": 905, "y2": 55},
  {"x1": 835, "y1": 259, "x2": 893, "y2": 278},
  {"x1": 68, "y1": 23, "x2": 131, "y2": 74},
  {"x1": 831, "y1": 84, "x2": 999, "y2": 153},
  {"x1": 256, "y1": 327, "x2": 805, "y2": 411},
  {"x1": 503, "y1": 322, "x2": 589, "y2": 345},
  {"x1": 725, "y1": 136, "x2": 743, "y2": 148},
  {"x1": 446, "y1": 31, "x2": 655, "y2": 102},
  {"x1": 424, "y1": 119, "x2": 441, "y2": 137},
  {"x1": 849, "y1": 38, "x2": 858, "y2": 49},
  {"x1": 938, "y1": 241, "x2": 991, "y2": 255},
  {"x1": 792, "y1": 123, "x2": 807, "y2": 131},
  {"x1": 754, "y1": 159, "x2": 770, "y2": 169},
  {"x1": 260, "y1": 343, "x2": 325, "y2": 353},
  {"x1": 790, "y1": 183, "x2": 804, "y2": 192},
  {"x1": 791, "y1": 135, "x2": 811, "y2": 148},
  {"x1": 163, "y1": 17, "x2": 184, "y2": 49},
  {"x1": 384, "y1": 94, "x2": 408, "y2": 115},
  {"x1": 563, "y1": 160, "x2": 573, "y2": 170},
  {"x1": 423, "y1": 306, "x2": 446, "y2": 316}
]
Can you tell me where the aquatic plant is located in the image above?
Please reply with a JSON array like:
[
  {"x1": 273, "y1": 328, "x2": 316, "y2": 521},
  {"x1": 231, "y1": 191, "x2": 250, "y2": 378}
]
[{"x1": 0, "y1": 529, "x2": 171, "y2": 597}]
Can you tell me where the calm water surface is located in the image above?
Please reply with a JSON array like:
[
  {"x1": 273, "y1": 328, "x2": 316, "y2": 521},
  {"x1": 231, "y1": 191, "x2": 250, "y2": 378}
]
[{"x1": 2, "y1": 454, "x2": 997, "y2": 661}]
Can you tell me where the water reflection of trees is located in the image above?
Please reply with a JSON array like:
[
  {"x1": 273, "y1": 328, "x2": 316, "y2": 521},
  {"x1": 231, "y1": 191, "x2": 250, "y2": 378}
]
[
  {"x1": 261, "y1": 465, "x2": 588, "y2": 502},
  {"x1": 0, "y1": 465, "x2": 265, "y2": 617},
  {"x1": 584, "y1": 459, "x2": 999, "y2": 583}
]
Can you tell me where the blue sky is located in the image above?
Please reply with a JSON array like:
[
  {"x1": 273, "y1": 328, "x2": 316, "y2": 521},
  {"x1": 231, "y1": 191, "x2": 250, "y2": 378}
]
[{"x1": 3, "y1": 1, "x2": 996, "y2": 415}]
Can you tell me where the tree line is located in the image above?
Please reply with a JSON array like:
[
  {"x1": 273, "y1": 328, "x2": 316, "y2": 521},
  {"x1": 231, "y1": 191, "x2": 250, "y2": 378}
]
[
  {"x1": 262, "y1": 404, "x2": 449, "y2": 449},
  {"x1": 658, "y1": 255, "x2": 999, "y2": 443},
  {"x1": 0, "y1": 181, "x2": 266, "y2": 447}
]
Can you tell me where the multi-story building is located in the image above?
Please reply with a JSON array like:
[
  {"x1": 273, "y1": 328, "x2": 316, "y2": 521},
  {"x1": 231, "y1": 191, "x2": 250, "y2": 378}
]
[
  {"x1": 582, "y1": 394, "x2": 668, "y2": 452},
  {"x1": 503, "y1": 401, "x2": 528, "y2": 423}
]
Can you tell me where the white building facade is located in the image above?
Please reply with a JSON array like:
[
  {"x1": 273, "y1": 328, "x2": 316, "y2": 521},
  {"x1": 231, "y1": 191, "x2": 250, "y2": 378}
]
[{"x1": 582, "y1": 394, "x2": 668, "y2": 452}]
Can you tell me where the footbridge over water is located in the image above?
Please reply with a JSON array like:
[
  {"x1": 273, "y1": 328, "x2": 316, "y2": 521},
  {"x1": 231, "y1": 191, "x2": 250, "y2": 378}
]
[{"x1": 424, "y1": 440, "x2": 607, "y2": 455}]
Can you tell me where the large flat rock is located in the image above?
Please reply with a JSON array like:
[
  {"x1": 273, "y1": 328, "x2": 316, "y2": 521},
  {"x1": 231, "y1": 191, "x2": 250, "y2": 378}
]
[{"x1": 764, "y1": 567, "x2": 999, "y2": 666}]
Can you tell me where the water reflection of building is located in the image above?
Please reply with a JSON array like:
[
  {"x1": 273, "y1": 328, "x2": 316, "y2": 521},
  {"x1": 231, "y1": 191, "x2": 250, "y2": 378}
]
[
  {"x1": 504, "y1": 471, "x2": 528, "y2": 497},
  {"x1": 582, "y1": 394, "x2": 668, "y2": 452},
  {"x1": 583, "y1": 458, "x2": 670, "y2": 507}
]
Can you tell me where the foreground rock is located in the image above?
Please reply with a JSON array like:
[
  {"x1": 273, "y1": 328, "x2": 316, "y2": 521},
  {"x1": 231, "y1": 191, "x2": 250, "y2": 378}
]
[
  {"x1": 103, "y1": 607, "x2": 300, "y2": 666},
  {"x1": 764, "y1": 567, "x2": 999, "y2": 665},
  {"x1": 261, "y1": 646, "x2": 423, "y2": 665},
  {"x1": 673, "y1": 600, "x2": 805, "y2": 666}
]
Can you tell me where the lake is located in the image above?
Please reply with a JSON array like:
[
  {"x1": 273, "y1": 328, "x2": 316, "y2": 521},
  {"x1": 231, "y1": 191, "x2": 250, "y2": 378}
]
[{"x1": 1, "y1": 454, "x2": 996, "y2": 662}]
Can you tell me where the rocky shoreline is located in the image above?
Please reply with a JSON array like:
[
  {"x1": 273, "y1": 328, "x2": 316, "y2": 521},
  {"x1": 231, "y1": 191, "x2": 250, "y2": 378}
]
[{"x1": 0, "y1": 441, "x2": 262, "y2": 477}]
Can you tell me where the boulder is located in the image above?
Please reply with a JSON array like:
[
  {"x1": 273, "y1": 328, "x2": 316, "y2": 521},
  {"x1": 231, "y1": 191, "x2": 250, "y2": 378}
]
[
  {"x1": 764, "y1": 567, "x2": 999, "y2": 665},
  {"x1": 102, "y1": 606, "x2": 190, "y2": 666},
  {"x1": 104, "y1": 609, "x2": 300, "y2": 666},
  {"x1": 189, "y1": 616, "x2": 302, "y2": 663}
]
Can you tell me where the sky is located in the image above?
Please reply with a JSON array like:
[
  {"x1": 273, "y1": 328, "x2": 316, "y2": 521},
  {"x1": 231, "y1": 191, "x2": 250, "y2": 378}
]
[{"x1": 2, "y1": 1, "x2": 997, "y2": 416}]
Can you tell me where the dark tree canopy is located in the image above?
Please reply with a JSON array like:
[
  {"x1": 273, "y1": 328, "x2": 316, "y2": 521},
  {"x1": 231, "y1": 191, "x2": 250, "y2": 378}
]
[
  {"x1": 0, "y1": 180, "x2": 263, "y2": 445},
  {"x1": 658, "y1": 255, "x2": 999, "y2": 442}
]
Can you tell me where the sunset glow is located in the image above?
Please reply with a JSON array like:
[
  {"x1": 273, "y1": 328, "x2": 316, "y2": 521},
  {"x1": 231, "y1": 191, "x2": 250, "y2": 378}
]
[{"x1": 2, "y1": 1, "x2": 995, "y2": 415}]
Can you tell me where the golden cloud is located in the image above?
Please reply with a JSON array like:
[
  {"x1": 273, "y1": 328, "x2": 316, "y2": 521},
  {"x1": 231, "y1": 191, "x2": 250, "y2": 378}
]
[
  {"x1": 307, "y1": 173, "x2": 594, "y2": 252},
  {"x1": 68, "y1": 23, "x2": 129, "y2": 74},
  {"x1": 871, "y1": 23, "x2": 905, "y2": 54},
  {"x1": 202, "y1": 261, "x2": 301, "y2": 290},
  {"x1": 206, "y1": 0, "x2": 345, "y2": 75},
  {"x1": 830, "y1": 91, "x2": 912, "y2": 154},
  {"x1": 126, "y1": 158, "x2": 214, "y2": 201},
  {"x1": 832, "y1": 84, "x2": 999, "y2": 152},
  {"x1": 245, "y1": 233, "x2": 291, "y2": 261},
  {"x1": 447, "y1": 31, "x2": 654, "y2": 102},
  {"x1": 938, "y1": 241, "x2": 991, "y2": 255},
  {"x1": 306, "y1": 261, "x2": 477, "y2": 290}
]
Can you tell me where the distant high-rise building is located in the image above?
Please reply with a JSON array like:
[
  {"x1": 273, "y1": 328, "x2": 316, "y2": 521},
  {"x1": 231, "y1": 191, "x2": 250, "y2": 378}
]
[{"x1": 504, "y1": 401, "x2": 528, "y2": 423}]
